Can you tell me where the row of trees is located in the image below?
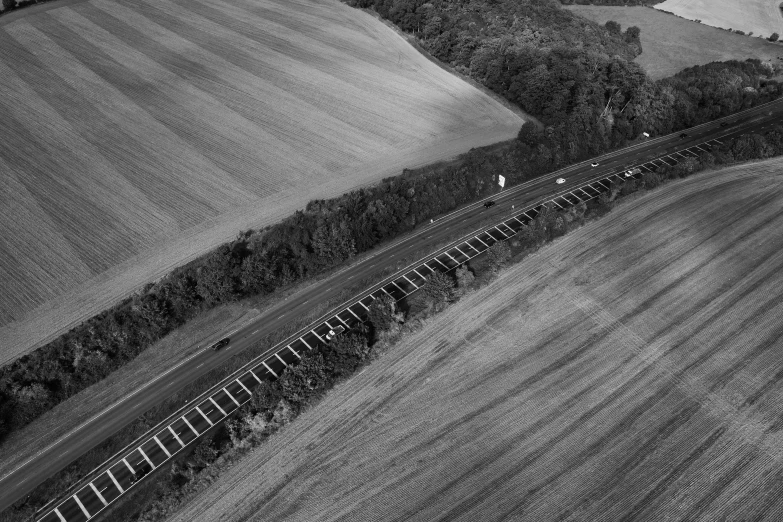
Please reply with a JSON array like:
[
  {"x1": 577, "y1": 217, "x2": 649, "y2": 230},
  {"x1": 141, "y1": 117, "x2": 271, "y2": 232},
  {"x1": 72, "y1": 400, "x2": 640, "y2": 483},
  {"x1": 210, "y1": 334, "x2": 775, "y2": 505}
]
[{"x1": 2, "y1": 0, "x2": 781, "y2": 445}]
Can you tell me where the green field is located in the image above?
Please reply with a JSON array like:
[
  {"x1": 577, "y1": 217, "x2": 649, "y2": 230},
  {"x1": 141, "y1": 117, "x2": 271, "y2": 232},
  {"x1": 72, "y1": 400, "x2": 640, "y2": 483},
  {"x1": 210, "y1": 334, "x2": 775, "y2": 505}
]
[
  {"x1": 567, "y1": 5, "x2": 783, "y2": 78},
  {"x1": 0, "y1": 0, "x2": 523, "y2": 364},
  {"x1": 166, "y1": 158, "x2": 783, "y2": 521}
]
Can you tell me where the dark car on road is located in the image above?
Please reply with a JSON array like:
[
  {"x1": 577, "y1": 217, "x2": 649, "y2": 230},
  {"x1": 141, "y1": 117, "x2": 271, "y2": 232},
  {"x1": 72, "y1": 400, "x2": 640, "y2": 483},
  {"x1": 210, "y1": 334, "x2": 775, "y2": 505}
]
[
  {"x1": 720, "y1": 122, "x2": 729, "y2": 127},
  {"x1": 483, "y1": 200, "x2": 495, "y2": 208},
  {"x1": 679, "y1": 133, "x2": 688, "y2": 138},
  {"x1": 211, "y1": 338, "x2": 231, "y2": 351}
]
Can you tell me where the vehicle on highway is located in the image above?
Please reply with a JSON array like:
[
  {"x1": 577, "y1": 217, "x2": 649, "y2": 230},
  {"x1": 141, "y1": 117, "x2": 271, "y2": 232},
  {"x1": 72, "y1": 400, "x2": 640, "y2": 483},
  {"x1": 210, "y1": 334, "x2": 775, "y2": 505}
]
[
  {"x1": 679, "y1": 133, "x2": 688, "y2": 138},
  {"x1": 590, "y1": 162, "x2": 599, "y2": 167},
  {"x1": 720, "y1": 122, "x2": 729, "y2": 127},
  {"x1": 483, "y1": 200, "x2": 495, "y2": 208},
  {"x1": 325, "y1": 326, "x2": 345, "y2": 341},
  {"x1": 211, "y1": 338, "x2": 231, "y2": 351},
  {"x1": 556, "y1": 178, "x2": 566, "y2": 184},
  {"x1": 625, "y1": 168, "x2": 642, "y2": 177}
]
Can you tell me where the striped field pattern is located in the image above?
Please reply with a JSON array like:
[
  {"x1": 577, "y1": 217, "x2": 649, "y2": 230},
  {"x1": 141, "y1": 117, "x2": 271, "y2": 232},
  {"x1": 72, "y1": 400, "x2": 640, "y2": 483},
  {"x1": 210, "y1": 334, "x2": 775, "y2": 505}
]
[
  {"x1": 165, "y1": 159, "x2": 783, "y2": 522},
  {"x1": 0, "y1": 0, "x2": 523, "y2": 362}
]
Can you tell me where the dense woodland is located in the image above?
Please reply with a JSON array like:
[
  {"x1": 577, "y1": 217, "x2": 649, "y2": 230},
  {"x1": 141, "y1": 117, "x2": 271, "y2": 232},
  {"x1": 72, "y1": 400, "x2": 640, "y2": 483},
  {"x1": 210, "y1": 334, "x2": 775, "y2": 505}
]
[{"x1": 1, "y1": 0, "x2": 782, "y2": 448}]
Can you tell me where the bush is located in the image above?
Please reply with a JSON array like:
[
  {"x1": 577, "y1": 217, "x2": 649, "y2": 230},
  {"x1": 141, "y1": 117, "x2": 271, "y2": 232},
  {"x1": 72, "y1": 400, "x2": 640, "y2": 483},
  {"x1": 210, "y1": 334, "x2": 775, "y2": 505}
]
[
  {"x1": 485, "y1": 241, "x2": 512, "y2": 273},
  {"x1": 366, "y1": 293, "x2": 400, "y2": 338},
  {"x1": 641, "y1": 171, "x2": 661, "y2": 189}
]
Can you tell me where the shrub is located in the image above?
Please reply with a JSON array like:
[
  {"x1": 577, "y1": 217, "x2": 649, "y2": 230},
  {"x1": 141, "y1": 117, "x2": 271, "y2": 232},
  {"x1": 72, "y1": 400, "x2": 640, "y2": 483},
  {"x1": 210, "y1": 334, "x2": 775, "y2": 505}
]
[{"x1": 642, "y1": 171, "x2": 661, "y2": 189}]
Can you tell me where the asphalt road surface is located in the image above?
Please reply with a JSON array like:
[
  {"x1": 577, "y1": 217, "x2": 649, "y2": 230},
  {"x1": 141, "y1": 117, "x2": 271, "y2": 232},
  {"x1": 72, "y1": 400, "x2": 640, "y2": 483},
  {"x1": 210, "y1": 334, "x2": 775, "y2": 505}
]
[{"x1": 4, "y1": 98, "x2": 783, "y2": 517}]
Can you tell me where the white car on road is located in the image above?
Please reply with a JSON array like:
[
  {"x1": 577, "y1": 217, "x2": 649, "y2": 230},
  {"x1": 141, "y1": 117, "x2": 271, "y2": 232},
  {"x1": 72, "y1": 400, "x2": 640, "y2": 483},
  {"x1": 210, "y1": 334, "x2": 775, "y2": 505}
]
[
  {"x1": 590, "y1": 162, "x2": 599, "y2": 167},
  {"x1": 556, "y1": 178, "x2": 566, "y2": 184}
]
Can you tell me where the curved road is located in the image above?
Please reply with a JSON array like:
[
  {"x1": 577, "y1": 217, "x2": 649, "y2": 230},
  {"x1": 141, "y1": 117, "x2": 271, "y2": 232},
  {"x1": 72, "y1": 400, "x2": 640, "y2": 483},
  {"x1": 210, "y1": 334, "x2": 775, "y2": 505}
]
[{"x1": 4, "y1": 98, "x2": 783, "y2": 516}]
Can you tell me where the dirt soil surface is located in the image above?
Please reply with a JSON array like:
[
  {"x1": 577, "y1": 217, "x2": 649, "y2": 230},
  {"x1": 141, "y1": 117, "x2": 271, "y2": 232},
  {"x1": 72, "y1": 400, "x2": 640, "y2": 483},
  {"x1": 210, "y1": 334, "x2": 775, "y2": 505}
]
[
  {"x1": 0, "y1": 0, "x2": 523, "y2": 364},
  {"x1": 167, "y1": 157, "x2": 783, "y2": 522},
  {"x1": 567, "y1": 5, "x2": 783, "y2": 79}
]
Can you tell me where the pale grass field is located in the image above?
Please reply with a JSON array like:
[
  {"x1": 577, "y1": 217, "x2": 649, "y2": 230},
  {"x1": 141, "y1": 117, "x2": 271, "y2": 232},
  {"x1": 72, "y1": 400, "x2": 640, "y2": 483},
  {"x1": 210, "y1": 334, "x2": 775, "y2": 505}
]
[
  {"x1": 0, "y1": 0, "x2": 524, "y2": 364},
  {"x1": 167, "y1": 158, "x2": 783, "y2": 522},
  {"x1": 655, "y1": 0, "x2": 783, "y2": 39},
  {"x1": 567, "y1": 5, "x2": 783, "y2": 79}
]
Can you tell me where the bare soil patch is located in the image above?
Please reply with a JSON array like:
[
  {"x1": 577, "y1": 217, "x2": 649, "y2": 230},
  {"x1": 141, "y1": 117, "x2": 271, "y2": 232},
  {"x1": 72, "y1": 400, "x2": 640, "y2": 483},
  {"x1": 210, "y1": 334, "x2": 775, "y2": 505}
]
[
  {"x1": 0, "y1": 0, "x2": 523, "y2": 363},
  {"x1": 567, "y1": 5, "x2": 783, "y2": 79},
  {"x1": 166, "y1": 157, "x2": 783, "y2": 521}
]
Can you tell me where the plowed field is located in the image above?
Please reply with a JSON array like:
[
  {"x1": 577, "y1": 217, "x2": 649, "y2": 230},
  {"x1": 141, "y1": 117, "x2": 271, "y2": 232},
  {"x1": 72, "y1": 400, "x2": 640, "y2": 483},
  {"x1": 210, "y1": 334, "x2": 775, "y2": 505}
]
[
  {"x1": 0, "y1": 0, "x2": 523, "y2": 363},
  {"x1": 168, "y1": 158, "x2": 783, "y2": 522}
]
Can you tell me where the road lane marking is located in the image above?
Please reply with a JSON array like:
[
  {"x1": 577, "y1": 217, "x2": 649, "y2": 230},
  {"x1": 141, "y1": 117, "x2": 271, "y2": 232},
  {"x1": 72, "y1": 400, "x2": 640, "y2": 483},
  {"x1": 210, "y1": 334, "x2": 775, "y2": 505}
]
[
  {"x1": 209, "y1": 397, "x2": 227, "y2": 417},
  {"x1": 274, "y1": 353, "x2": 288, "y2": 367},
  {"x1": 223, "y1": 388, "x2": 241, "y2": 408},
  {"x1": 402, "y1": 275, "x2": 419, "y2": 289},
  {"x1": 184, "y1": 414, "x2": 203, "y2": 432},
  {"x1": 168, "y1": 426, "x2": 185, "y2": 448},
  {"x1": 138, "y1": 448, "x2": 155, "y2": 469},
  {"x1": 153, "y1": 436, "x2": 171, "y2": 458},
  {"x1": 90, "y1": 482, "x2": 109, "y2": 507},
  {"x1": 73, "y1": 494, "x2": 91, "y2": 518},
  {"x1": 248, "y1": 370, "x2": 264, "y2": 384},
  {"x1": 122, "y1": 458, "x2": 135, "y2": 474},
  {"x1": 236, "y1": 379, "x2": 253, "y2": 395},
  {"x1": 390, "y1": 280, "x2": 407, "y2": 295},
  {"x1": 262, "y1": 361, "x2": 279, "y2": 378},
  {"x1": 107, "y1": 470, "x2": 124, "y2": 494}
]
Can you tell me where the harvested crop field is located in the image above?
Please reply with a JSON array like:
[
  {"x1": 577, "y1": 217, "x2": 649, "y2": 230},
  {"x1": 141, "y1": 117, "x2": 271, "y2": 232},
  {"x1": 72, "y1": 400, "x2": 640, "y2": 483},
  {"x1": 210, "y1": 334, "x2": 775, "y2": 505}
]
[
  {"x1": 655, "y1": 0, "x2": 783, "y2": 39},
  {"x1": 168, "y1": 158, "x2": 783, "y2": 522},
  {"x1": 0, "y1": 0, "x2": 523, "y2": 363},
  {"x1": 567, "y1": 5, "x2": 783, "y2": 79}
]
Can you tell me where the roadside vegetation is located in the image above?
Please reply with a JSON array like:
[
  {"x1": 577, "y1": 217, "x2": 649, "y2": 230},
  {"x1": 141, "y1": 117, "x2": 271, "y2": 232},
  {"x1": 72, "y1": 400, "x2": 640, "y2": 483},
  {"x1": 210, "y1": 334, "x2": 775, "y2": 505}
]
[
  {"x1": 92, "y1": 124, "x2": 783, "y2": 522},
  {"x1": 2, "y1": 0, "x2": 783, "y2": 516}
]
